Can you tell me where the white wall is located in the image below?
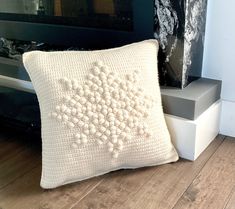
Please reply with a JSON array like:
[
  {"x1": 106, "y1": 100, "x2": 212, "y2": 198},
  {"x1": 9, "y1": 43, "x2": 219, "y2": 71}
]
[{"x1": 202, "y1": 0, "x2": 235, "y2": 137}]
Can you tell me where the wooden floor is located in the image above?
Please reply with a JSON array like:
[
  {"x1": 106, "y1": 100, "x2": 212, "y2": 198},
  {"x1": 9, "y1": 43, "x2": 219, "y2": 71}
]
[{"x1": 0, "y1": 131, "x2": 235, "y2": 209}]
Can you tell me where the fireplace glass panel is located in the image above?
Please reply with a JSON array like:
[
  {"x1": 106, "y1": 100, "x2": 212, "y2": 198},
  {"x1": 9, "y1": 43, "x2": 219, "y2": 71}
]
[{"x1": 0, "y1": 0, "x2": 133, "y2": 31}]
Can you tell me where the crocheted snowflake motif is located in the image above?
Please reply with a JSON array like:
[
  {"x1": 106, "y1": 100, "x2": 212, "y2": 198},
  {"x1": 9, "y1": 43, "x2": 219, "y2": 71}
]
[{"x1": 49, "y1": 61, "x2": 155, "y2": 158}]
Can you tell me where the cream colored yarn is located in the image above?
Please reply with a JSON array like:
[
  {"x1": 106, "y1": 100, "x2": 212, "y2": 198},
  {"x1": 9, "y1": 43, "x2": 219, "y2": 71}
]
[{"x1": 23, "y1": 40, "x2": 178, "y2": 189}]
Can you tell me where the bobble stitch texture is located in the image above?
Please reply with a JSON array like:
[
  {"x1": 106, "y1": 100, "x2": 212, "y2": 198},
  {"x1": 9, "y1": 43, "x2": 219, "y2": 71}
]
[{"x1": 50, "y1": 61, "x2": 155, "y2": 158}]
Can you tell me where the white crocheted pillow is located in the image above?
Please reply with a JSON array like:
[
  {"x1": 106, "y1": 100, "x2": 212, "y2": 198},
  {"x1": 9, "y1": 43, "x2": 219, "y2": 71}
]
[{"x1": 23, "y1": 40, "x2": 178, "y2": 189}]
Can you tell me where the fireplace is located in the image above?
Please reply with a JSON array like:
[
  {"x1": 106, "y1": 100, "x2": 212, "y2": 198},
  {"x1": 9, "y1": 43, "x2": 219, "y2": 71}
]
[
  {"x1": 0, "y1": 0, "x2": 208, "y2": 88},
  {"x1": 0, "y1": 0, "x2": 154, "y2": 49},
  {"x1": 0, "y1": 0, "x2": 208, "y2": 132}
]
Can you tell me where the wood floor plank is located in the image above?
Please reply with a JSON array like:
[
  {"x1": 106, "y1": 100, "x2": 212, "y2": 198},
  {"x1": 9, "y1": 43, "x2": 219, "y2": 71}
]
[
  {"x1": 173, "y1": 137, "x2": 235, "y2": 209},
  {"x1": 0, "y1": 132, "x2": 42, "y2": 190},
  {"x1": 72, "y1": 167, "x2": 157, "y2": 209},
  {"x1": 225, "y1": 187, "x2": 235, "y2": 209},
  {"x1": 0, "y1": 132, "x2": 104, "y2": 209},
  {"x1": 0, "y1": 165, "x2": 104, "y2": 209},
  {"x1": 70, "y1": 135, "x2": 224, "y2": 209},
  {"x1": 0, "y1": 146, "x2": 41, "y2": 189}
]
